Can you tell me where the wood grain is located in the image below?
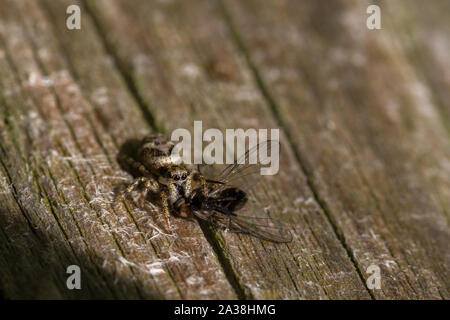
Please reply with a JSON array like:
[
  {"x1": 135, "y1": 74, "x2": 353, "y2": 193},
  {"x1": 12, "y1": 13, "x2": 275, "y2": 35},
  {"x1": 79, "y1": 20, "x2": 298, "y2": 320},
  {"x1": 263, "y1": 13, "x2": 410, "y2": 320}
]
[
  {"x1": 81, "y1": 0, "x2": 372, "y2": 299},
  {"x1": 0, "y1": 0, "x2": 235, "y2": 299},
  {"x1": 0, "y1": 0, "x2": 448, "y2": 299},
  {"x1": 221, "y1": 0, "x2": 450, "y2": 298}
]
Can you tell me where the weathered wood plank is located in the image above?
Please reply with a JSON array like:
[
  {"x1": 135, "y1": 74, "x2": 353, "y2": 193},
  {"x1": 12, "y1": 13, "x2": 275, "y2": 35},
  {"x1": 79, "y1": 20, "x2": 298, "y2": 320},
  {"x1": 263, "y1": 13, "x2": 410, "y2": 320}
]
[
  {"x1": 221, "y1": 0, "x2": 450, "y2": 298},
  {"x1": 0, "y1": 0, "x2": 235, "y2": 299},
  {"x1": 0, "y1": 0, "x2": 448, "y2": 300},
  {"x1": 382, "y1": 0, "x2": 450, "y2": 214},
  {"x1": 83, "y1": 0, "x2": 371, "y2": 299},
  {"x1": 384, "y1": 0, "x2": 450, "y2": 135}
]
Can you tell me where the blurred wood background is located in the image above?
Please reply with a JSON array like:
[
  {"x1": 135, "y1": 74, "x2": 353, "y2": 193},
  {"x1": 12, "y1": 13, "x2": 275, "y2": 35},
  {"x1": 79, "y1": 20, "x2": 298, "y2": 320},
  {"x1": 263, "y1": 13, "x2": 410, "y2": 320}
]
[{"x1": 0, "y1": 0, "x2": 448, "y2": 299}]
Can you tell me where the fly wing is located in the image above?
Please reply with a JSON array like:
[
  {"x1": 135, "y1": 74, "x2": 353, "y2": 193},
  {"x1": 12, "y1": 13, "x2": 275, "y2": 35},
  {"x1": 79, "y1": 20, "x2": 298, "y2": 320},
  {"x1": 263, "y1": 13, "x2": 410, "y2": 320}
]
[
  {"x1": 193, "y1": 140, "x2": 291, "y2": 242},
  {"x1": 193, "y1": 200, "x2": 292, "y2": 243},
  {"x1": 201, "y1": 140, "x2": 278, "y2": 195}
]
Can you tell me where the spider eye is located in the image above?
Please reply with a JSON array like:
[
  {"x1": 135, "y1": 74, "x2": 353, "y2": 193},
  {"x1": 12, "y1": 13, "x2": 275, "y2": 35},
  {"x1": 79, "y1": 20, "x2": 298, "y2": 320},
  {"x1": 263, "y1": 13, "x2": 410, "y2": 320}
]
[
  {"x1": 182, "y1": 174, "x2": 187, "y2": 180},
  {"x1": 155, "y1": 141, "x2": 160, "y2": 146},
  {"x1": 174, "y1": 175, "x2": 179, "y2": 181}
]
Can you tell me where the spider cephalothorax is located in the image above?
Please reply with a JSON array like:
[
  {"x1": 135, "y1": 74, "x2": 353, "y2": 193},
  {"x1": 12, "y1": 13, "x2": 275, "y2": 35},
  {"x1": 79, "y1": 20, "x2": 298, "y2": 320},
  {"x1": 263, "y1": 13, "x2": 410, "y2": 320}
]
[
  {"x1": 115, "y1": 133, "x2": 206, "y2": 230},
  {"x1": 138, "y1": 134, "x2": 176, "y2": 170}
]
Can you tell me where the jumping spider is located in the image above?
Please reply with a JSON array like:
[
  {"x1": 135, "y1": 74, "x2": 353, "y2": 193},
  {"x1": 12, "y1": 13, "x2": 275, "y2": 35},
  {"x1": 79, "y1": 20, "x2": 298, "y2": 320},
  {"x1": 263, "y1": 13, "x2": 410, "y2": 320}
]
[{"x1": 115, "y1": 133, "x2": 207, "y2": 230}]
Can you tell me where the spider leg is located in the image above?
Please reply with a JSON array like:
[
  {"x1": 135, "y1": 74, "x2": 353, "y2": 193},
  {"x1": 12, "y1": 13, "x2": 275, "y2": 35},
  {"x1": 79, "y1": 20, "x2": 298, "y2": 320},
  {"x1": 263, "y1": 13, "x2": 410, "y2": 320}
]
[
  {"x1": 160, "y1": 190, "x2": 173, "y2": 231},
  {"x1": 187, "y1": 171, "x2": 207, "y2": 197},
  {"x1": 184, "y1": 174, "x2": 193, "y2": 198},
  {"x1": 119, "y1": 154, "x2": 155, "y2": 177},
  {"x1": 117, "y1": 155, "x2": 161, "y2": 208},
  {"x1": 139, "y1": 177, "x2": 160, "y2": 209},
  {"x1": 114, "y1": 176, "x2": 147, "y2": 207}
]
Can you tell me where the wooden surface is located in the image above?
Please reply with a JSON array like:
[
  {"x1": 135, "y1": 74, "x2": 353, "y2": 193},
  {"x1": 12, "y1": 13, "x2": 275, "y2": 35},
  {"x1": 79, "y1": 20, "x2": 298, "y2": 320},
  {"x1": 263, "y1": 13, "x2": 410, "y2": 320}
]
[{"x1": 0, "y1": 0, "x2": 448, "y2": 299}]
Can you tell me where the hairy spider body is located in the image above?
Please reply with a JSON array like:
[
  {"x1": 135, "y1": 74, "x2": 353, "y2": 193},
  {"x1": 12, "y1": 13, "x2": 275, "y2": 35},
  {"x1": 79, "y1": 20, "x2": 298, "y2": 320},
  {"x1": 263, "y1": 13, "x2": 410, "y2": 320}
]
[{"x1": 115, "y1": 133, "x2": 206, "y2": 230}]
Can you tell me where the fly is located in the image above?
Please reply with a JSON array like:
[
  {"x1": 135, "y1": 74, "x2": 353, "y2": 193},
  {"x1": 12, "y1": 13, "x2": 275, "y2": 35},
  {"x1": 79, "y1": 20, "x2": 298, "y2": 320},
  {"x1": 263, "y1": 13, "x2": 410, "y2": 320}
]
[{"x1": 176, "y1": 140, "x2": 292, "y2": 243}]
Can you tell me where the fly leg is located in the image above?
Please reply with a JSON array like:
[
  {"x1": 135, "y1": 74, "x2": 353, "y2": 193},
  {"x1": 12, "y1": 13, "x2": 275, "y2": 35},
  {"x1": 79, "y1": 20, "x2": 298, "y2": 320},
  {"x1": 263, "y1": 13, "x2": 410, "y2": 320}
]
[
  {"x1": 226, "y1": 215, "x2": 232, "y2": 231},
  {"x1": 202, "y1": 211, "x2": 216, "y2": 223}
]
